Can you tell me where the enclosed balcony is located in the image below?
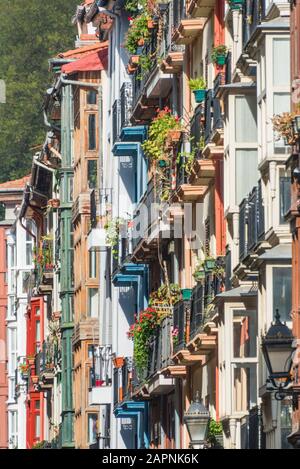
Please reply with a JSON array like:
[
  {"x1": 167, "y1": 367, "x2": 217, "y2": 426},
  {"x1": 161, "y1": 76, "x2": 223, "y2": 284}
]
[
  {"x1": 35, "y1": 235, "x2": 54, "y2": 294},
  {"x1": 239, "y1": 183, "x2": 265, "y2": 264},
  {"x1": 89, "y1": 345, "x2": 112, "y2": 406},
  {"x1": 35, "y1": 340, "x2": 57, "y2": 390}
]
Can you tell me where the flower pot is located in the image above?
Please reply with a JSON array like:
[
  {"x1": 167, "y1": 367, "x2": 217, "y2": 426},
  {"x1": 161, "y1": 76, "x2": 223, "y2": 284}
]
[
  {"x1": 168, "y1": 129, "x2": 182, "y2": 142},
  {"x1": 158, "y1": 159, "x2": 168, "y2": 168},
  {"x1": 193, "y1": 89, "x2": 206, "y2": 103},
  {"x1": 48, "y1": 198, "x2": 60, "y2": 208},
  {"x1": 181, "y1": 288, "x2": 192, "y2": 301},
  {"x1": 215, "y1": 54, "x2": 226, "y2": 66},
  {"x1": 138, "y1": 38, "x2": 145, "y2": 46},
  {"x1": 27, "y1": 358, "x2": 35, "y2": 366},
  {"x1": 114, "y1": 357, "x2": 124, "y2": 369},
  {"x1": 130, "y1": 55, "x2": 140, "y2": 66},
  {"x1": 127, "y1": 64, "x2": 136, "y2": 75},
  {"x1": 229, "y1": 0, "x2": 244, "y2": 9},
  {"x1": 204, "y1": 259, "x2": 215, "y2": 271},
  {"x1": 31, "y1": 376, "x2": 39, "y2": 385},
  {"x1": 147, "y1": 20, "x2": 155, "y2": 29}
]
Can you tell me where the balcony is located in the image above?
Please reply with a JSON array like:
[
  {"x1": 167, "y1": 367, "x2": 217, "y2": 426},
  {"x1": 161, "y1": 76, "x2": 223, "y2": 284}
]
[
  {"x1": 89, "y1": 345, "x2": 112, "y2": 405},
  {"x1": 173, "y1": 298, "x2": 192, "y2": 354},
  {"x1": 239, "y1": 183, "x2": 265, "y2": 263},
  {"x1": 172, "y1": 18, "x2": 206, "y2": 45},
  {"x1": 35, "y1": 235, "x2": 54, "y2": 294},
  {"x1": 113, "y1": 357, "x2": 133, "y2": 407},
  {"x1": 72, "y1": 192, "x2": 90, "y2": 224},
  {"x1": 187, "y1": 0, "x2": 215, "y2": 18},
  {"x1": 35, "y1": 341, "x2": 56, "y2": 390},
  {"x1": 131, "y1": 177, "x2": 170, "y2": 262}
]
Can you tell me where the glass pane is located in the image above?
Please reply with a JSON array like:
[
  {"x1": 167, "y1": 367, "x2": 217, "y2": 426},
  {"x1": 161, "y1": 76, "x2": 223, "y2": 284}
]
[
  {"x1": 88, "y1": 288, "x2": 99, "y2": 318},
  {"x1": 281, "y1": 403, "x2": 293, "y2": 449},
  {"x1": 89, "y1": 250, "x2": 97, "y2": 278},
  {"x1": 35, "y1": 400, "x2": 40, "y2": 410},
  {"x1": 236, "y1": 150, "x2": 258, "y2": 205},
  {"x1": 273, "y1": 93, "x2": 290, "y2": 148},
  {"x1": 87, "y1": 90, "x2": 97, "y2": 105},
  {"x1": 88, "y1": 160, "x2": 98, "y2": 189},
  {"x1": 88, "y1": 414, "x2": 98, "y2": 444},
  {"x1": 280, "y1": 177, "x2": 290, "y2": 224},
  {"x1": 233, "y1": 310, "x2": 257, "y2": 358},
  {"x1": 88, "y1": 114, "x2": 96, "y2": 150},
  {"x1": 273, "y1": 39, "x2": 290, "y2": 86},
  {"x1": 273, "y1": 267, "x2": 292, "y2": 322},
  {"x1": 68, "y1": 176, "x2": 73, "y2": 202},
  {"x1": 26, "y1": 243, "x2": 32, "y2": 265},
  {"x1": 35, "y1": 415, "x2": 40, "y2": 439},
  {"x1": 36, "y1": 320, "x2": 40, "y2": 343},
  {"x1": 235, "y1": 96, "x2": 257, "y2": 143}
]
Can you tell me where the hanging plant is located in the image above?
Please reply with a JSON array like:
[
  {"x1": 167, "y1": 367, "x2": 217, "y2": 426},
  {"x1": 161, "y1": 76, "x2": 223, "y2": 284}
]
[
  {"x1": 104, "y1": 217, "x2": 125, "y2": 259},
  {"x1": 136, "y1": 53, "x2": 154, "y2": 81},
  {"x1": 188, "y1": 77, "x2": 207, "y2": 103},
  {"x1": 272, "y1": 112, "x2": 297, "y2": 145},
  {"x1": 149, "y1": 283, "x2": 181, "y2": 306},
  {"x1": 127, "y1": 307, "x2": 161, "y2": 371},
  {"x1": 211, "y1": 45, "x2": 228, "y2": 66},
  {"x1": 124, "y1": 0, "x2": 148, "y2": 16},
  {"x1": 124, "y1": 12, "x2": 151, "y2": 54},
  {"x1": 142, "y1": 107, "x2": 182, "y2": 161}
]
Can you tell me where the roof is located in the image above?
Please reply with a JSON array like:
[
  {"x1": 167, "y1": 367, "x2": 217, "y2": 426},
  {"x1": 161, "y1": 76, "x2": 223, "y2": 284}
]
[
  {"x1": 58, "y1": 41, "x2": 108, "y2": 59},
  {"x1": 214, "y1": 285, "x2": 258, "y2": 303},
  {"x1": 62, "y1": 47, "x2": 108, "y2": 75},
  {"x1": 0, "y1": 175, "x2": 30, "y2": 191},
  {"x1": 259, "y1": 244, "x2": 291, "y2": 261}
]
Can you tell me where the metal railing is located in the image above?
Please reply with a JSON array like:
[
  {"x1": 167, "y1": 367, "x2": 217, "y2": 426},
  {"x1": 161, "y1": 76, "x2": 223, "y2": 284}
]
[
  {"x1": 112, "y1": 99, "x2": 121, "y2": 144},
  {"x1": 204, "y1": 89, "x2": 223, "y2": 145},
  {"x1": 190, "y1": 283, "x2": 204, "y2": 340},
  {"x1": 173, "y1": 299, "x2": 191, "y2": 353},
  {"x1": 90, "y1": 189, "x2": 100, "y2": 229},
  {"x1": 90, "y1": 345, "x2": 112, "y2": 388},
  {"x1": 120, "y1": 82, "x2": 133, "y2": 130}
]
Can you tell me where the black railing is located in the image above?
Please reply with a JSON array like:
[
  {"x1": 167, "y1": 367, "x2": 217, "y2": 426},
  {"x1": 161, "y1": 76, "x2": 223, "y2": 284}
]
[
  {"x1": 239, "y1": 183, "x2": 265, "y2": 261},
  {"x1": 132, "y1": 177, "x2": 161, "y2": 251},
  {"x1": 225, "y1": 51, "x2": 232, "y2": 85},
  {"x1": 113, "y1": 368, "x2": 119, "y2": 407},
  {"x1": 243, "y1": 0, "x2": 266, "y2": 46},
  {"x1": 147, "y1": 315, "x2": 173, "y2": 378},
  {"x1": 121, "y1": 357, "x2": 132, "y2": 400},
  {"x1": 132, "y1": 30, "x2": 158, "y2": 111},
  {"x1": 120, "y1": 82, "x2": 133, "y2": 130},
  {"x1": 173, "y1": 0, "x2": 186, "y2": 30},
  {"x1": 204, "y1": 90, "x2": 223, "y2": 145},
  {"x1": 190, "y1": 105, "x2": 204, "y2": 154},
  {"x1": 225, "y1": 247, "x2": 232, "y2": 291},
  {"x1": 90, "y1": 189, "x2": 100, "y2": 229},
  {"x1": 190, "y1": 283, "x2": 204, "y2": 340},
  {"x1": 112, "y1": 99, "x2": 120, "y2": 144},
  {"x1": 173, "y1": 299, "x2": 191, "y2": 353}
]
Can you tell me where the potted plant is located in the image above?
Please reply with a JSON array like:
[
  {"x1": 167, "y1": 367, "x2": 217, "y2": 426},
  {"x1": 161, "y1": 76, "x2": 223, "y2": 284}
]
[
  {"x1": 211, "y1": 45, "x2": 228, "y2": 66},
  {"x1": 142, "y1": 107, "x2": 182, "y2": 161},
  {"x1": 181, "y1": 288, "x2": 192, "y2": 301},
  {"x1": 272, "y1": 112, "x2": 297, "y2": 146},
  {"x1": 204, "y1": 256, "x2": 216, "y2": 271},
  {"x1": 27, "y1": 355, "x2": 35, "y2": 366},
  {"x1": 48, "y1": 198, "x2": 60, "y2": 209},
  {"x1": 207, "y1": 419, "x2": 223, "y2": 448},
  {"x1": 193, "y1": 257, "x2": 205, "y2": 282},
  {"x1": 228, "y1": 0, "x2": 245, "y2": 10},
  {"x1": 19, "y1": 363, "x2": 29, "y2": 378},
  {"x1": 188, "y1": 77, "x2": 207, "y2": 103},
  {"x1": 124, "y1": 13, "x2": 150, "y2": 55},
  {"x1": 113, "y1": 357, "x2": 125, "y2": 369},
  {"x1": 172, "y1": 326, "x2": 179, "y2": 347}
]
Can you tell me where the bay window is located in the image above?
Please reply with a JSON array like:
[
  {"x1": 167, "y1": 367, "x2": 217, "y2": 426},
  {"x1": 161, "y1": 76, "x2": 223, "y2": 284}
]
[{"x1": 272, "y1": 267, "x2": 292, "y2": 323}]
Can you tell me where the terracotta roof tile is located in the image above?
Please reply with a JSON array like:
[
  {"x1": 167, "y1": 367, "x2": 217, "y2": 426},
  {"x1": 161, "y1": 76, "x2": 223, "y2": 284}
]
[
  {"x1": 62, "y1": 47, "x2": 108, "y2": 74},
  {"x1": 58, "y1": 41, "x2": 108, "y2": 59},
  {"x1": 0, "y1": 175, "x2": 30, "y2": 190}
]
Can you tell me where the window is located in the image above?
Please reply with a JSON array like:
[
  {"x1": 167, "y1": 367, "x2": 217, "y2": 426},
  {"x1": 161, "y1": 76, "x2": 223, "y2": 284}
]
[
  {"x1": 68, "y1": 176, "x2": 74, "y2": 202},
  {"x1": 233, "y1": 310, "x2": 257, "y2": 359},
  {"x1": 273, "y1": 267, "x2": 292, "y2": 322},
  {"x1": 88, "y1": 288, "x2": 99, "y2": 318},
  {"x1": 88, "y1": 114, "x2": 96, "y2": 150},
  {"x1": 25, "y1": 220, "x2": 35, "y2": 265},
  {"x1": 87, "y1": 90, "x2": 97, "y2": 105},
  {"x1": 22, "y1": 271, "x2": 31, "y2": 293},
  {"x1": 89, "y1": 250, "x2": 97, "y2": 279},
  {"x1": 235, "y1": 96, "x2": 257, "y2": 143},
  {"x1": 280, "y1": 402, "x2": 293, "y2": 449},
  {"x1": 236, "y1": 150, "x2": 258, "y2": 204},
  {"x1": 88, "y1": 413, "x2": 98, "y2": 445},
  {"x1": 233, "y1": 365, "x2": 257, "y2": 413},
  {"x1": 273, "y1": 93, "x2": 290, "y2": 150},
  {"x1": 88, "y1": 160, "x2": 98, "y2": 189},
  {"x1": 273, "y1": 39, "x2": 290, "y2": 87},
  {"x1": 279, "y1": 176, "x2": 290, "y2": 224},
  {"x1": 9, "y1": 411, "x2": 18, "y2": 448}
]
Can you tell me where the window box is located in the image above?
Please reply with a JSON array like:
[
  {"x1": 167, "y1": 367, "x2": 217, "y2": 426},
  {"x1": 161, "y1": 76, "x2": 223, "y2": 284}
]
[{"x1": 193, "y1": 89, "x2": 206, "y2": 103}]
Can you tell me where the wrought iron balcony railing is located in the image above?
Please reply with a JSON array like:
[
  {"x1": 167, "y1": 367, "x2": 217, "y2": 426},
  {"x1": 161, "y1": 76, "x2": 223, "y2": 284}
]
[
  {"x1": 90, "y1": 345, "x2": 112, "y2": 388},
  {"x1": 239, "y1": 182, "x2": 265, "y2": 262},
  {"x1": 173, "y1": 298, "x2": 191, "y2": 354},
  {"x1": 120, "y1": 82, "x2": 133, "y2": 130},
  {"x1": 112, "y1": 99, "x2": 121, "y2": 144},
  {"x1": 90, "y1": 189, "x2": 100, "y2": 230}
]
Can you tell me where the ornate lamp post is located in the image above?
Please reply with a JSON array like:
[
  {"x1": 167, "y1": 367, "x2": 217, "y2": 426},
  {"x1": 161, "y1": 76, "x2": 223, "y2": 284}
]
[
  {"x1": 184, "y1": 391, "x2": 210, "y2": 449},
  {"x1": 262, "y1": 310, "x2": 299, "y2": 406}
]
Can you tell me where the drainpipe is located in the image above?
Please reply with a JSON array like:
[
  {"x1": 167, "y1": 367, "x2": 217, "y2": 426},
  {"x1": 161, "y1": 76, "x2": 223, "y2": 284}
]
[{"x1": 60, "y1": 75, "x2": 100, "y2": 88}]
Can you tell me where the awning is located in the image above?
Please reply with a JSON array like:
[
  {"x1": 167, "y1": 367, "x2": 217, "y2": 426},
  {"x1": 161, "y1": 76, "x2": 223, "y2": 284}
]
[
  {"x1": 259, "y1": 244, "x2": 291, "y2": 261},
  {"x1": 61, "y1": 48, "x2": 108, "y2": 75},
  {"x1": 214, "y1": 285, "x2": 258, "y2": 304}
]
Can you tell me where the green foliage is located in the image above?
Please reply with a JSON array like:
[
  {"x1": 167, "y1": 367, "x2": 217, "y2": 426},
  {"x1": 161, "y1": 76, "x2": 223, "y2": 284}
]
[
  {"x1": 207, "y1": 419, "x2": 223, "y2": 446},
  {"x1": 0, "y1": 0, "x2": 78, "y2": 183},
  {"x1": 137, "y1": 53, "x2": 153, "y2": 81},
  {"x1": 188, "y1": 77, "x2": 206, "y2": 91},
  {"x1": 211, "y1": 45, "x2": 228, "y2": 63},
  {"x1": 149, "y1": 283, "x2": 181, "y2": 306},
  {"x1": 124, "y1": 0, "x2": 148, "y2": 16},
  {"x1": 142, "y1": 107, "x2": 181, "y2": 161},
  {"x1": 125, "y1": 13, "x2": 150, "y2": 54}
]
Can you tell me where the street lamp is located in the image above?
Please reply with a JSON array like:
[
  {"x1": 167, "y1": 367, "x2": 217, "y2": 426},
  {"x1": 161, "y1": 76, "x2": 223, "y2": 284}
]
[
  {"x1": 184, "y1": 391, "x2": 210, "y2": 449},
  {"x1": 262, "y1": 310, "x2": 296, "y2": 402}
]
